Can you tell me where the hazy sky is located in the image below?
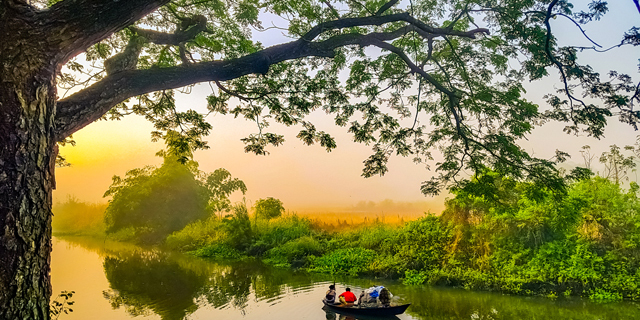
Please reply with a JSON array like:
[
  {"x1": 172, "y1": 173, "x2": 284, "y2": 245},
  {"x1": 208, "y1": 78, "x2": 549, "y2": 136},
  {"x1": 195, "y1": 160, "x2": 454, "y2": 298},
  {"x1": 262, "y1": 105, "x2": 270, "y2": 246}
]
[{"x1": 53, "y1": 1, "x2": 640, "y2": 215}]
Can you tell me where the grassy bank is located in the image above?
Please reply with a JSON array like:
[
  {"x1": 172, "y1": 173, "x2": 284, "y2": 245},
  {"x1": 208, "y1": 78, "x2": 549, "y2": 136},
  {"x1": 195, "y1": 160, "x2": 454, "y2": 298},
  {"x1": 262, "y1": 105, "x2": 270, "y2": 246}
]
[
  {"x1": 166, "y1": 176, "x2": 640, "y2": 302},
  {"x1": 53, "y1": 176, "x2": 640, "y2": 302}
]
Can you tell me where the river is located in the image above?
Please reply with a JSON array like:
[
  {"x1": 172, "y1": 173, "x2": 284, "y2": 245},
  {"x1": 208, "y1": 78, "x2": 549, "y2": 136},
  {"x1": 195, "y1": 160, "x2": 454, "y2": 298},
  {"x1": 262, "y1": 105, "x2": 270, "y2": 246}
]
[{"x1": 50, "y1": 236, "x2": 640, "y2": 320}]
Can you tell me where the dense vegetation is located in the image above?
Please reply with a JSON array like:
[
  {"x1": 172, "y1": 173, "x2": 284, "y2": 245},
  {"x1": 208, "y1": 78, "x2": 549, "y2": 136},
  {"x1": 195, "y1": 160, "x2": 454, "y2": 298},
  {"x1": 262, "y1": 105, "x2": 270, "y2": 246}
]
[
  {"x1": 58, "y1": 156, "x2": 246, "y2": 244},
  {"x1": 52, "y1": 196, "x2": 107, "y2": 236},
  {"x1": 163, "y1": 173, "x2": 640, "y2": 302},
  {"x1": 52, "y1": 146, "x2": 640, "y2": 302}
]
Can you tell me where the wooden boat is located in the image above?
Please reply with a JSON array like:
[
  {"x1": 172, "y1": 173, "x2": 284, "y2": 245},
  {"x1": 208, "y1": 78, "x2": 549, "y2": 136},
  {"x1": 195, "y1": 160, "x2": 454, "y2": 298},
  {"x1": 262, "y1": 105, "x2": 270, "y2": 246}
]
[{"x1": 322, "y1": 300, "x2": 410, "y2": 317}]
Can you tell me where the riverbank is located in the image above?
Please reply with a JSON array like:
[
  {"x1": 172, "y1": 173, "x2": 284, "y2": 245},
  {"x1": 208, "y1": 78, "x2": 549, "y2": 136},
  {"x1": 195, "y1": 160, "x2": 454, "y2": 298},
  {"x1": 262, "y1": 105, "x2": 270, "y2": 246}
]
[
  {"x1": 52, "y1": 235, "x2": 640, "y2": 320},
  {"x1": 54, "y1": 176, "x2": 640, "y2": 302},
  {"x1": 165, "y1": 176, "x2": 640, "y2": 302}
]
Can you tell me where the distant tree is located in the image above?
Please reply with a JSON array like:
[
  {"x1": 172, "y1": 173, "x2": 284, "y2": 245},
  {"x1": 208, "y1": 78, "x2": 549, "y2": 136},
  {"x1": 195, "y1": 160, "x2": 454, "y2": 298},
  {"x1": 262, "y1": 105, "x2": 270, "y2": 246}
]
[
  {"x1": 204, "y1": 168, "x2": 247, "y2": 218},
  {"x1": 599, "y1": 144, "x2": 636, "y2": 185},
  {"x1": 254, "y1": 197, "x2": 285, "y2": 220},
  {"x1": 580, "y1": 145, "x2": 595, "y2": 171},
  {"x1": 103, "y1": 156, "x2": 209, "y2": 243}
]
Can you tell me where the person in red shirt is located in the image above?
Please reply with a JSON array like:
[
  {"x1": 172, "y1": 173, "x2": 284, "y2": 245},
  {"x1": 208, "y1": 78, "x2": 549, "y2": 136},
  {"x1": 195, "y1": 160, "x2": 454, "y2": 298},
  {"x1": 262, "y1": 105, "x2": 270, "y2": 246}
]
[{"x1": 338, "y1": 287, "x2": 357, "y2": 305}]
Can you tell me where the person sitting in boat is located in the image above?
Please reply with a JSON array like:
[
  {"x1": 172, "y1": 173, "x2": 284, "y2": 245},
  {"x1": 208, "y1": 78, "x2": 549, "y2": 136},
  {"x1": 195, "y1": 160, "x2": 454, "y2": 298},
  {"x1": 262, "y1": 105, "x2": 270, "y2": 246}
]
[
  {"x1": 379, "y1": 287, "x2": 391, "y2": 307},
  {"x1": 325, "y1": 285, "x2": 337, "y2": 304},
  {"x1": 338, "y1": 287, "x2": 357, "y2": 305}
]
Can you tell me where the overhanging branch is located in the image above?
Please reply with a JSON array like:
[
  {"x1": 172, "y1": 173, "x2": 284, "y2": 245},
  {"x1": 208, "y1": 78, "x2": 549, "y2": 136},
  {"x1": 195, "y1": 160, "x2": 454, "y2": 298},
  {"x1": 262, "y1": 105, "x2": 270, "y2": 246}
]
[
  {"x1": 302, "y1": 12, "x2": 488, "y2": 42},
  {"x1": 130, "y1": 15, "x2": 208, "y2": 45},
  {"x1": 55, "y1": 15, "x2": 488, "y2": 141}
]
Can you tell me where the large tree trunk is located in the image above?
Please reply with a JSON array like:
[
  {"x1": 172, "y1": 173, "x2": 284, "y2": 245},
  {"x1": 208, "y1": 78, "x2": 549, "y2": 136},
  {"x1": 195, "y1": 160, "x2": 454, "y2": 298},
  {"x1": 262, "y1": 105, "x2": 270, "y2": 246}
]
[
  {"x1": 0, "y1": 1, "x2": 170, "y2": 317},
  {"x1": 0, "y1": 6, "x2": 58, "y2": 319}
]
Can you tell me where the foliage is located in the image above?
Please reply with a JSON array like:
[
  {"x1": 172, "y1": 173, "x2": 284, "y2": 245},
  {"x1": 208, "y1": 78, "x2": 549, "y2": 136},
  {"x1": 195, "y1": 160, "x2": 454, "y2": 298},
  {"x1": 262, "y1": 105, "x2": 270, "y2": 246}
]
[
  {"x1": 252, "y1": 215, "x2": 314, "y2": 250},
  {"x1": 204, "y1": 168, "x2": 247, "y2": 218},
  {"x1": 104, "y1": 156, "x2": 210, "y2": 244},
  {"x1": 104, "y1": 155, "x2": 246, "y2": 244},
  {"x1": 165, "y1": 216, "x2": 226, "y2": 251},
  {"x1": 254, "y1": 197, "x2": 285, "y2": 220},
  {"x1": 308, "y1": 247, "x2": 377, "y2": 276},
  {"x1": 48, "y1": 0, "x2": 639, "y2": 196},
  {"x1": 49, "y1": 291, "x2": 74, "y2": 320},
  {"x1": 333, "y1": 223, "x2": 398, "y2": 250},
  {"x1": 222, "y1": 204, "x2": 254, "y2": 251},
  {"x1": 52, "y1": 196, "x2": 106, "y2": 235},
  {"x1": 263, "y1": 236, "x2": 323, "y2": 267}
]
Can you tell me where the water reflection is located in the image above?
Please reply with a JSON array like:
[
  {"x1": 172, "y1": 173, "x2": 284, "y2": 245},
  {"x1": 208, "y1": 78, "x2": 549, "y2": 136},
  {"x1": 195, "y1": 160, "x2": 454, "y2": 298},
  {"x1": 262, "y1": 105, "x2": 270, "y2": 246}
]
[
  {"x1": 88, "y1": 239, "x2": 329, "y2": 319},
  {"x1": 51, "y1": 236, "x2": 640, "y2": 320},
  {"x1": 102, "y1": 253, "x2": 205, "y2": 320}
]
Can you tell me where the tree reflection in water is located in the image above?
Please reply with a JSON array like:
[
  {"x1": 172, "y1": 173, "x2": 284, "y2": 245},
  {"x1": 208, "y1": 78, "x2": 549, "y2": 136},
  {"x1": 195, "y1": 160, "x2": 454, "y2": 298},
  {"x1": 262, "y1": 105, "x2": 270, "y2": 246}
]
[
  {"x1": 102, "y1": 253, "x2": 205, "y2": 320},
  {"x1": 101, "y1": 249, "x2": 322, "y2": 320},
  {"x1": 54, "y1": 236, "x2": 640, "y2": 320}
]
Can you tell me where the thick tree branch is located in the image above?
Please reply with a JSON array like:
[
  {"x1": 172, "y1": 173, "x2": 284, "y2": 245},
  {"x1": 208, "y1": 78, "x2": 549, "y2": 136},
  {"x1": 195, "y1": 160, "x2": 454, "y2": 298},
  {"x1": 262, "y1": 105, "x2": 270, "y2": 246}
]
[
  {"x1": 376, "y1": 0, "x2": 400, "y2": 15},
  {"x1": 43, "y1": 0, "x2": 170, "y2": 64},
  {"x1": 55, "y1": 16, "x2": 488, "y2": 141},
  {"x1": 302, "y1": 12, "x2": 488, "y2": 42},
  {"x1": 55, "y1": 26, "x2": 419, "y2": 140},
  {"x1": 130, "y1": 15, "x2": 207, "y2": 45}
]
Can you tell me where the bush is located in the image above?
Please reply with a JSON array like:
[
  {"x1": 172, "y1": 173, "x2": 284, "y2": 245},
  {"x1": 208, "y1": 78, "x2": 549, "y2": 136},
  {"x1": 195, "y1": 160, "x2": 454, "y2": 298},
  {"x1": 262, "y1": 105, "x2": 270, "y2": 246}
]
[
  {"x1": 253, "y1": 215, "x2": 314, "y2": 249},
  {"x1": 387, "y1": 216, "x2": 453, "y2": 271},
  {"x1": 165, "y1": 217, "x2": 225, "y2": 251},
  {"x1": 263, "y1": 236, "x2": 323, "y2": 267},
  {"x1": 335, "y1": 223, "x2": 397, "y2": 251},
  {"x1": 402, "y1": 270, "x2": 430, "y2": 285},
  {"x1": 254, "y1": 197, "x2": 284, "y2": 219},
  {"x1": 589, "y1": 289, "x2": 623, "y2": 303},
  {"x1": 104, "y1": 157, "x2": 209, "y2": 244},
  {"x1": 222, "y1": 204, "x2": 253, "y2": 251},
  {"x1": 308, "y1": 247, "x2": 377, "y2": 276}
]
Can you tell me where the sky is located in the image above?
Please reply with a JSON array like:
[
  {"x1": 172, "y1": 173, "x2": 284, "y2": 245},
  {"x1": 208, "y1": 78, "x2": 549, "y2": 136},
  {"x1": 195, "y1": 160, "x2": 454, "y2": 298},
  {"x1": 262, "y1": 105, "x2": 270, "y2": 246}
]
[{"x1": 52, "y1": 1, "x2": 640, "y2": 217}]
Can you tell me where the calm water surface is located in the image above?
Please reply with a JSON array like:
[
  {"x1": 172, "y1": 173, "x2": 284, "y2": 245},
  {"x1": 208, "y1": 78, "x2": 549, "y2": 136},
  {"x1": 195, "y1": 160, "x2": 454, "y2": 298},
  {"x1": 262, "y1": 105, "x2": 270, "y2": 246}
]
[{"x1": 51, "y1": 236, "x2": 640, "y2": 320}]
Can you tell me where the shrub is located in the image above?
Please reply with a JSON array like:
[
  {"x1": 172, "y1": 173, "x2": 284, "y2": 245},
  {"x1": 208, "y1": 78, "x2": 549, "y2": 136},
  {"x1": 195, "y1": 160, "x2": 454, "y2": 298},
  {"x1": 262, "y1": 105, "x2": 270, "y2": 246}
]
[
  {"x1": 253, "y1": 215, "x2": 314, "y2": 249},
  {"x1": 308, "y1": 247, "x2": 377, "y2": 276},
  {"x1": 222, "y1": 204, "x2": 253, "y2": 251},
  {"x1": 254, "y1": 197, "x2": 284, "y2": 219},
  {"x1": 264, "y1": 236, "x2": 323, "y2": 267},
  {"x1": 165, "y1": 217, "x2": 225, "y2": 251}
]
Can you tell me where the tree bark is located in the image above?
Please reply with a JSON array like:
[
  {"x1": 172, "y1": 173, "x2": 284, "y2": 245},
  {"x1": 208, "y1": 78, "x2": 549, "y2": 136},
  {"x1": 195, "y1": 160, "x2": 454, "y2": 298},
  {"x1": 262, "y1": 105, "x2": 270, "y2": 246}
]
[
  {"x1": 0, "y1": 1, "x2": 167, "y2": 318},
  {"x1": 0, "y1": 13, "x2": 57, "y2": 320}
]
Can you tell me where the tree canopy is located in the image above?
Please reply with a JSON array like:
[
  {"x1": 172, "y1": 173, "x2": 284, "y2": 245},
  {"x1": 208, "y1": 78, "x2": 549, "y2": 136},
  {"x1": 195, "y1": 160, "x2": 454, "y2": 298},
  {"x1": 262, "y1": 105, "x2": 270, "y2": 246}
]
[
  {"x1": 103, "y1": 155, "x2": 245, "y2": 243},
  {"x1": 50, "y1": 0, "x2": 640, "y2": 194},
  {"x1": 254, "y1": 197, "x2": 285, "y2": 219}
]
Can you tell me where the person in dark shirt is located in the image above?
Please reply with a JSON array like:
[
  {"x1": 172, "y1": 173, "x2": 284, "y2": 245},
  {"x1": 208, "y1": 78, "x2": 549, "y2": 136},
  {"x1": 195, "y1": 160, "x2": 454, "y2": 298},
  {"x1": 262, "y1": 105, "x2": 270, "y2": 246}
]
[
  {"x1": 338, "y1": 287, "x2": 357, "y2": 305},
  {"x1": 379, "y1": 287, "x2": 391, "y2": 307},
  {"x1": 325, "y1": 284, "x2": 337, "y2": 304}
]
